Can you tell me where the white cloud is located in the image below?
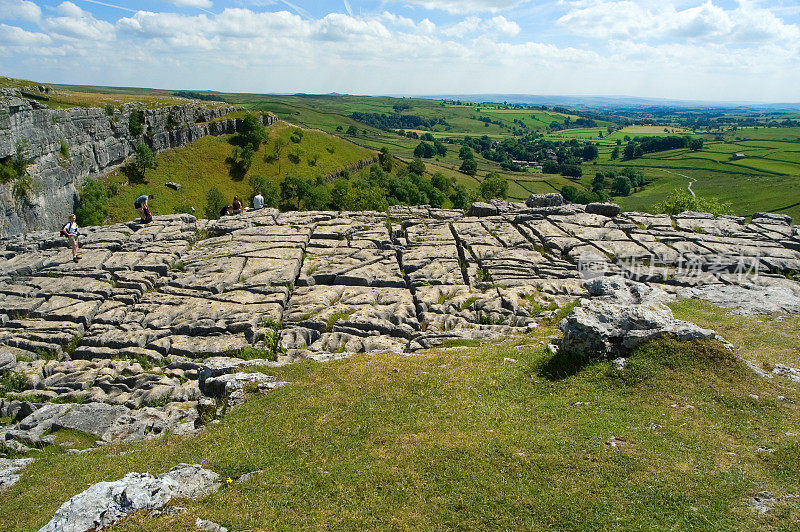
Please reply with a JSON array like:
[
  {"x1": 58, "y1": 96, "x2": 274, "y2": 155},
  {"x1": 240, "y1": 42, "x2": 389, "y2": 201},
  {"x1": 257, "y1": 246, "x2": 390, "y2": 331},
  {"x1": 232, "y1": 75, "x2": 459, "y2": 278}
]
[
  {"x1": 443, "y1": 16, "x2": 481, "y2": 37},
  {"x1": 0, "y1": 23, "x2": 50, "y2": 45},
  {"x1": 167, "y1": 0, "x2": 214, "y2": 8},
  {"x1": 487, "y1": 15, "x2": 520, "y2": 37},
  {"x1": 314, "y1": 13, "x2": 392, "y2": 42},
  {"x1": 2, "y1": 3, "x2": 799, "y2": 101},
  {"x1": 43, "y1": 2, "x2": 115, "y2": 41},
  {"x1": 558, "y1": 1, "x2": 800, "y2": 45},
  {"x1": 385, "y1": 0, "x2": 531, "y2": 14},
  {"x1": 0, "y1": 0, "x2": 41, "y2": 22}
]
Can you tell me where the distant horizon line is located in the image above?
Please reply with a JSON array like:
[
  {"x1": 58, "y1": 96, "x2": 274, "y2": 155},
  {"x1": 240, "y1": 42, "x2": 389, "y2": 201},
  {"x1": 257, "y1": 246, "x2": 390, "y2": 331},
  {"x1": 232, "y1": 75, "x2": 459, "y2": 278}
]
[{"x1": 35, "y1": 79, "x2": 800, "y2": 108}]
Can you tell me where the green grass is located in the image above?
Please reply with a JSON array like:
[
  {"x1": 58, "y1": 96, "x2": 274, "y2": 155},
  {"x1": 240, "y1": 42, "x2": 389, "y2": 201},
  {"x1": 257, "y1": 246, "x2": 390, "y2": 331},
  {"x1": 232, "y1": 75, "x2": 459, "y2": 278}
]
[
  {"x1": 3, "y1": 304, "x2": 800, "y2": 530},
  {"x1": 103, "y1": 121, "x2": 376, "y2": 223}
]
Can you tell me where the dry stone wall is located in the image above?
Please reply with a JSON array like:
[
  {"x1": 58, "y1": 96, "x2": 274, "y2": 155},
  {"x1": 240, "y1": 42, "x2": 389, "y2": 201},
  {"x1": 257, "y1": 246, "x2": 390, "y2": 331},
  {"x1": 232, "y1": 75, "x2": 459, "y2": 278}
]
[
  {"x1": 0, "y1": 89, "x2": 276, "y2": 237},
  {"x1": 1, "y1": 200, "x2": 800, "y2": 453}
]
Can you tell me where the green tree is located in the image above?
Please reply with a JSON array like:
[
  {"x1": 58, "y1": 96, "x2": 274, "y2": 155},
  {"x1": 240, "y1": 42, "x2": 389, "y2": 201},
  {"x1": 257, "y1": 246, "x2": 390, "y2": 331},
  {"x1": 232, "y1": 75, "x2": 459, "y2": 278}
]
[
  {"x1": 612, "y1": 175, "x2": 632, "y2": 196},
  {"x1": 0, "y1": 143, "x2": 29, "y2": 184},
  {"x1": 561, "y1": 185, "x2": 579, "y2": 203},
  {"x1": 378, "y1": 147, "x2": 394, "y2": 172},
  {"x1": 459, "y1": 158, "x2": 477, "y2": 176},
  {"x1": 270, "y1": 137, "x2": 286, "y2": 174},
  {"x1": 610, "y1": 146, "x2": 620, "y2": 160},
  {"x1": 75, "y1": 179, "x2": 108, "y2": 226},
  {"x1": 449, "y1": 184, "x2": 472, "y2": 209},
  {"x1": 204, "y1": 186, "x2": 227, "y2": 220},
  {"x1": 459, "y1": 145, "x2": 474, "y2": 160},
  {"x1": 689, "y1": 138, "x2": 703, "y2": 151},
  {"x1": 480, "y1": 173, "x2": 508, "y2": 200},
  {"x1": 239, "y1": 113, "x2": 268, "y2": 150},
  {"x1": 653, "y1": 189, "x2": 732, "y2": 216},
  {"x1": 280, "y1": 175, "x2": 312, "y2": 210},
  {"x1": 433, "y1": 140, "x2": 447, "y2": 156},
  {"x1": 431, "y1": 172, "x2": 451, "y2": 192},
  {"x1": 346, "y1": 125, "x2": 358, "y2": 136},
  {"x1": 408, "y1": 158, "x2": 426, "y2": 176},
  {"x1": 414, "y1": 141, "x2": 436, "y2": 158},
  {"x1": 542, "y1": 161, "x2": 560, "y2": 174},
  {"x1": 128, "y1": 109, "x2": 145, "y2": 136},
  {"x1": 330, "y1": 178, "x2": 352, "y2": 211},
  {"x1": 592, "y1": 172, "x2": 606, "y2": 192},
  {"x1": 131, "y1": 142, "x2": 157, "y2": 181}
]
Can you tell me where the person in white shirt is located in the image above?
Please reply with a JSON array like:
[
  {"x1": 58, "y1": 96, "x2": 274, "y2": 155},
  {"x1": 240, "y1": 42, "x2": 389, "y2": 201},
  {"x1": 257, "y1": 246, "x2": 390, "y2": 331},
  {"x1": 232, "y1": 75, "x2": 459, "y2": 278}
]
[
  {"x1": 252, "y1": 192, "x2": 264, "y2": 210},
  {"x1": 62, "y1": 213, "x2": 80, "y2": 262}
]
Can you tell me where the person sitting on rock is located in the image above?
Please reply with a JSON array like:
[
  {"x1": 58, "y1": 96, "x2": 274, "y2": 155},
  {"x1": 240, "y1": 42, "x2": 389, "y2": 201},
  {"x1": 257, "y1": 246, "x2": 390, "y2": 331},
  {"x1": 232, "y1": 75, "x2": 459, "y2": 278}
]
[
  {"x1": 134, "y1": 194, "x2": 153, "y2": 222},
  {"x1": 62, "y1": 213, "x2": 80, "y2": 262},
  {"x1": 252, "y1": 191, "x2": 264, "y2": 210},
  {"x1": 219, "y1": 204, "x2": 230, "y2": 217},
  {"x1": 231, "y1": 196, "x2": 242, "y2": 215}
]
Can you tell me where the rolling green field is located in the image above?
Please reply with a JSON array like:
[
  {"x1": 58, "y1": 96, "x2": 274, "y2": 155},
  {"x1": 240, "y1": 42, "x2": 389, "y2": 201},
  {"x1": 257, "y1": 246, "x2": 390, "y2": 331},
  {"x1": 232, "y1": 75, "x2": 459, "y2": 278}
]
[
  {"x1": 9, "y1": 77, "x2": 800, "y2": 220},
  {"x1": 102, "y1": 121, "x2": 376, "y2": 224},
  {"x1": 2, "y1": 302, "x2": 800, "y2": 531}
]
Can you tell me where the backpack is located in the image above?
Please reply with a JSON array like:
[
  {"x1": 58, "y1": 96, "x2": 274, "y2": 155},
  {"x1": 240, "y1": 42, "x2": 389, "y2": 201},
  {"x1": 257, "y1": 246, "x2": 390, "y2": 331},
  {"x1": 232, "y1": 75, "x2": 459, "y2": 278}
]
[{"x1": 143, "y1": 208, "x2": 153, "y2": 224}]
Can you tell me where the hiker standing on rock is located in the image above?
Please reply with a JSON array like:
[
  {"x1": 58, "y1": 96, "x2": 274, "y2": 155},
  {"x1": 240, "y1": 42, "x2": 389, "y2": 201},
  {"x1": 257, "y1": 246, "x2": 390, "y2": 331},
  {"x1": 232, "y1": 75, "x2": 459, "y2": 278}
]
[
  {"x1": 134, "y1": 194, "x2": 153, "y2": 223},
  {"x1": 61, "y1": 213, "x2": 80, "y2": 262}
]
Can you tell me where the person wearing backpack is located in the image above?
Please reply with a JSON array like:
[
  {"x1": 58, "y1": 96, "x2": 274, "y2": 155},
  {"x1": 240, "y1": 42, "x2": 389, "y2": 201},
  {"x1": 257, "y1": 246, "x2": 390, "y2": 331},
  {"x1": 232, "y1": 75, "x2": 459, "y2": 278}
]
[
  {"x1": 61, "y1": 213, "x2": 80, "y2": 262},
  {"x1": 134, "y1": 194, "x2": 153, "y2": 222}
]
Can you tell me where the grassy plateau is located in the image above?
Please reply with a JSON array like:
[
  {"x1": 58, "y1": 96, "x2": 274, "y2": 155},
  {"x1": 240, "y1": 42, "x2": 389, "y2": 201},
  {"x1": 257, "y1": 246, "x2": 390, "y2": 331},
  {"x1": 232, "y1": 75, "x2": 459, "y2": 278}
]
[{"x1": 1, "y1": 300, "x2": 799, "y2": 531}]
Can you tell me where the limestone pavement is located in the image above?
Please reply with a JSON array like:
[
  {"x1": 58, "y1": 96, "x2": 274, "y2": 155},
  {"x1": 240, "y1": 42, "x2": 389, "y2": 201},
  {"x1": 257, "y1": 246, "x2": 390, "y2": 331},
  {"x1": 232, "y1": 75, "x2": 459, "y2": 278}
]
[{"x1": 1, "y1": 198, "x2": 800, "y2": 455}]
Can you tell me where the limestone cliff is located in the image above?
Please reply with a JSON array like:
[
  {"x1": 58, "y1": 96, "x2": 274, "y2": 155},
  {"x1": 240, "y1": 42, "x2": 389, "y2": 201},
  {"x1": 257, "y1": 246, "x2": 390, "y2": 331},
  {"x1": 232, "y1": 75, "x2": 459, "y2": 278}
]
[{"x1": 0, "y1": 89, "x2": 275, "y2": 237}]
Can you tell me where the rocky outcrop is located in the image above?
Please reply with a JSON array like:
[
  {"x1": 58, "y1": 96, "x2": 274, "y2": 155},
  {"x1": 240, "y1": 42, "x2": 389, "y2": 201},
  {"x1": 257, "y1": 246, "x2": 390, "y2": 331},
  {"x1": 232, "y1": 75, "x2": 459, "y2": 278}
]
[
  {"x1": 0, "y1": 89, "x2": 276, "y2": 237},
  {"x1": 39, "y1": 464, "x2": 220, "y2": 532}
]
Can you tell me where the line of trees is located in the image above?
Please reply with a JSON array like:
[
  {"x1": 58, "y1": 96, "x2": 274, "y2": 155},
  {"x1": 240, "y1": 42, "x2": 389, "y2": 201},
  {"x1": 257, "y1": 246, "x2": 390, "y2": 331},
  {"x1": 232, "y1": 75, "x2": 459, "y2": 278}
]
[
  {"x1": 206, "y1": 153, "x2": 473, "y2": 219},
  {"x1": 350, "y1": 112, "x2": 448, "y2": 131},
  {"x1": 623, "y1": 136, "x2": 703, "y2": 160}
]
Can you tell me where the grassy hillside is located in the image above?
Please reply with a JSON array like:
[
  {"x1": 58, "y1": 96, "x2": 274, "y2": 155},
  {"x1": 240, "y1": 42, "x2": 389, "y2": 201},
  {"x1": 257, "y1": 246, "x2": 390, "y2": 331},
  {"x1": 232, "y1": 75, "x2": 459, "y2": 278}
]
[
  {"x1": 1, "y1": 301, "x2": 799, "y2": 530},
  {"x1": 102, "y1": 121, "x2": 376, "y2": 223},
  {"x1": 6, "y1": 76, "x2": 800, "y2": 218}
]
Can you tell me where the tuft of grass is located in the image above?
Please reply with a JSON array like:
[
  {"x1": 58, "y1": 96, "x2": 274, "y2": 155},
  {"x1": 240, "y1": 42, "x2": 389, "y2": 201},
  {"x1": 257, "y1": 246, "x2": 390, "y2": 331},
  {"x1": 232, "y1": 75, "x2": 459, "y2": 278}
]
[
  {"x1": 325, "y1": 309, "x2": 356, "y2": 333},
  {"x1": 0, "y1": 372, "x2": 27, "y2": 397}
]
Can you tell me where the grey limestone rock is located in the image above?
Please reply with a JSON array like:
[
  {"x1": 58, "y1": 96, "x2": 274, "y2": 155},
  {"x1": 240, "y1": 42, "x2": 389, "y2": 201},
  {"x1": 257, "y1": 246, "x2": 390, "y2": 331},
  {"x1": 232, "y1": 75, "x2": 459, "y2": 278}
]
[
  {"x1": 39, "y1": 464, "x2": 220, "y2": 532},
  {"x1": 559, "y1": 299, "x2": 724, "y2": 358},
  {"x1": 0, "y1": 351, "x2": 17, "y2": 371},
  {"x1": 467, "y1": 202, "x2": 498, "y2": 217},
  {"x1": 585, "y1": 202, "x2": 621, "y2": 217},
  {"x1": 0, "y1": 457, "x2": 34, "y2": 493},
  {"x1": 196, "y1": 518, "x2": 229, "y2": 532},
  {"x1": 526, "y1": 193, "x2": 563, "y2": 208}
]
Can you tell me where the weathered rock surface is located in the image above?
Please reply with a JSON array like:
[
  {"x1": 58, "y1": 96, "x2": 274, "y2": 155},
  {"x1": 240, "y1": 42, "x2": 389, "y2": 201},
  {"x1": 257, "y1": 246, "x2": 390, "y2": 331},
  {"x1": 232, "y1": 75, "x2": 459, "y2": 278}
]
[
  {"x1": 585, "y1": 202, "x2": 621, "y2": 217},
  {"x1": 526, "y1": 193, "x2": 563, "y2": 208},
  {"x1": 0, "y1": 457, "x2": 33, "y2": 492},
  {"x1": 2, "y1": 201, "x2": 800, "y2": 451},
  {"x1": 560, "y1": 276, "x2": 730, "y2": 357},
  {"x1": 39, "y1": 464, "x2": 219, "y2": 532},
  {"x1": 559, "y1": 299, "x2": 722, "y2": 357}
]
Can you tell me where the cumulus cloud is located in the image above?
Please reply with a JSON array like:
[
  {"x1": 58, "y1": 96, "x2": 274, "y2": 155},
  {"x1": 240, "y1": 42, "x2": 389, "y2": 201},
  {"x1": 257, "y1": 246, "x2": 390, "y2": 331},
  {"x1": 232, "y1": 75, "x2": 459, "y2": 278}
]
[
  {"x1": 443, "y1": 16, "x2": 481, "y2": 37},
  {"x1": 558, "y1": 0, "x2": 800, "y2": 45},
  {"x1": 487, "y1": 15, "x2": 520, "y2": 37},
  {"x1": 0, "y1": 0, "x2": 41, "y2": 22},
  {"x1": 0, "y1": 23, "x2": 50, "y2": 45},
  {"x1": 1, "y1": 2, "x2": 799, "y2": 101},
  {"x1": 385, "y1": 0, "x2": 531, "y2": 14},
  {"x1": 43, "y1": 2, "x2": 115, "y2": 41}
]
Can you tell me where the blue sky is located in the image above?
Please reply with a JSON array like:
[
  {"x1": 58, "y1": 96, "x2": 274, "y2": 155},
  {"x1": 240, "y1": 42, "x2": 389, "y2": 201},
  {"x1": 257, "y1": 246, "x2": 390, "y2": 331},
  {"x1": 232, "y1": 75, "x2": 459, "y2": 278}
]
[{"x1": 1, "y1": 0, "x2": 799, "y2": 101}]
